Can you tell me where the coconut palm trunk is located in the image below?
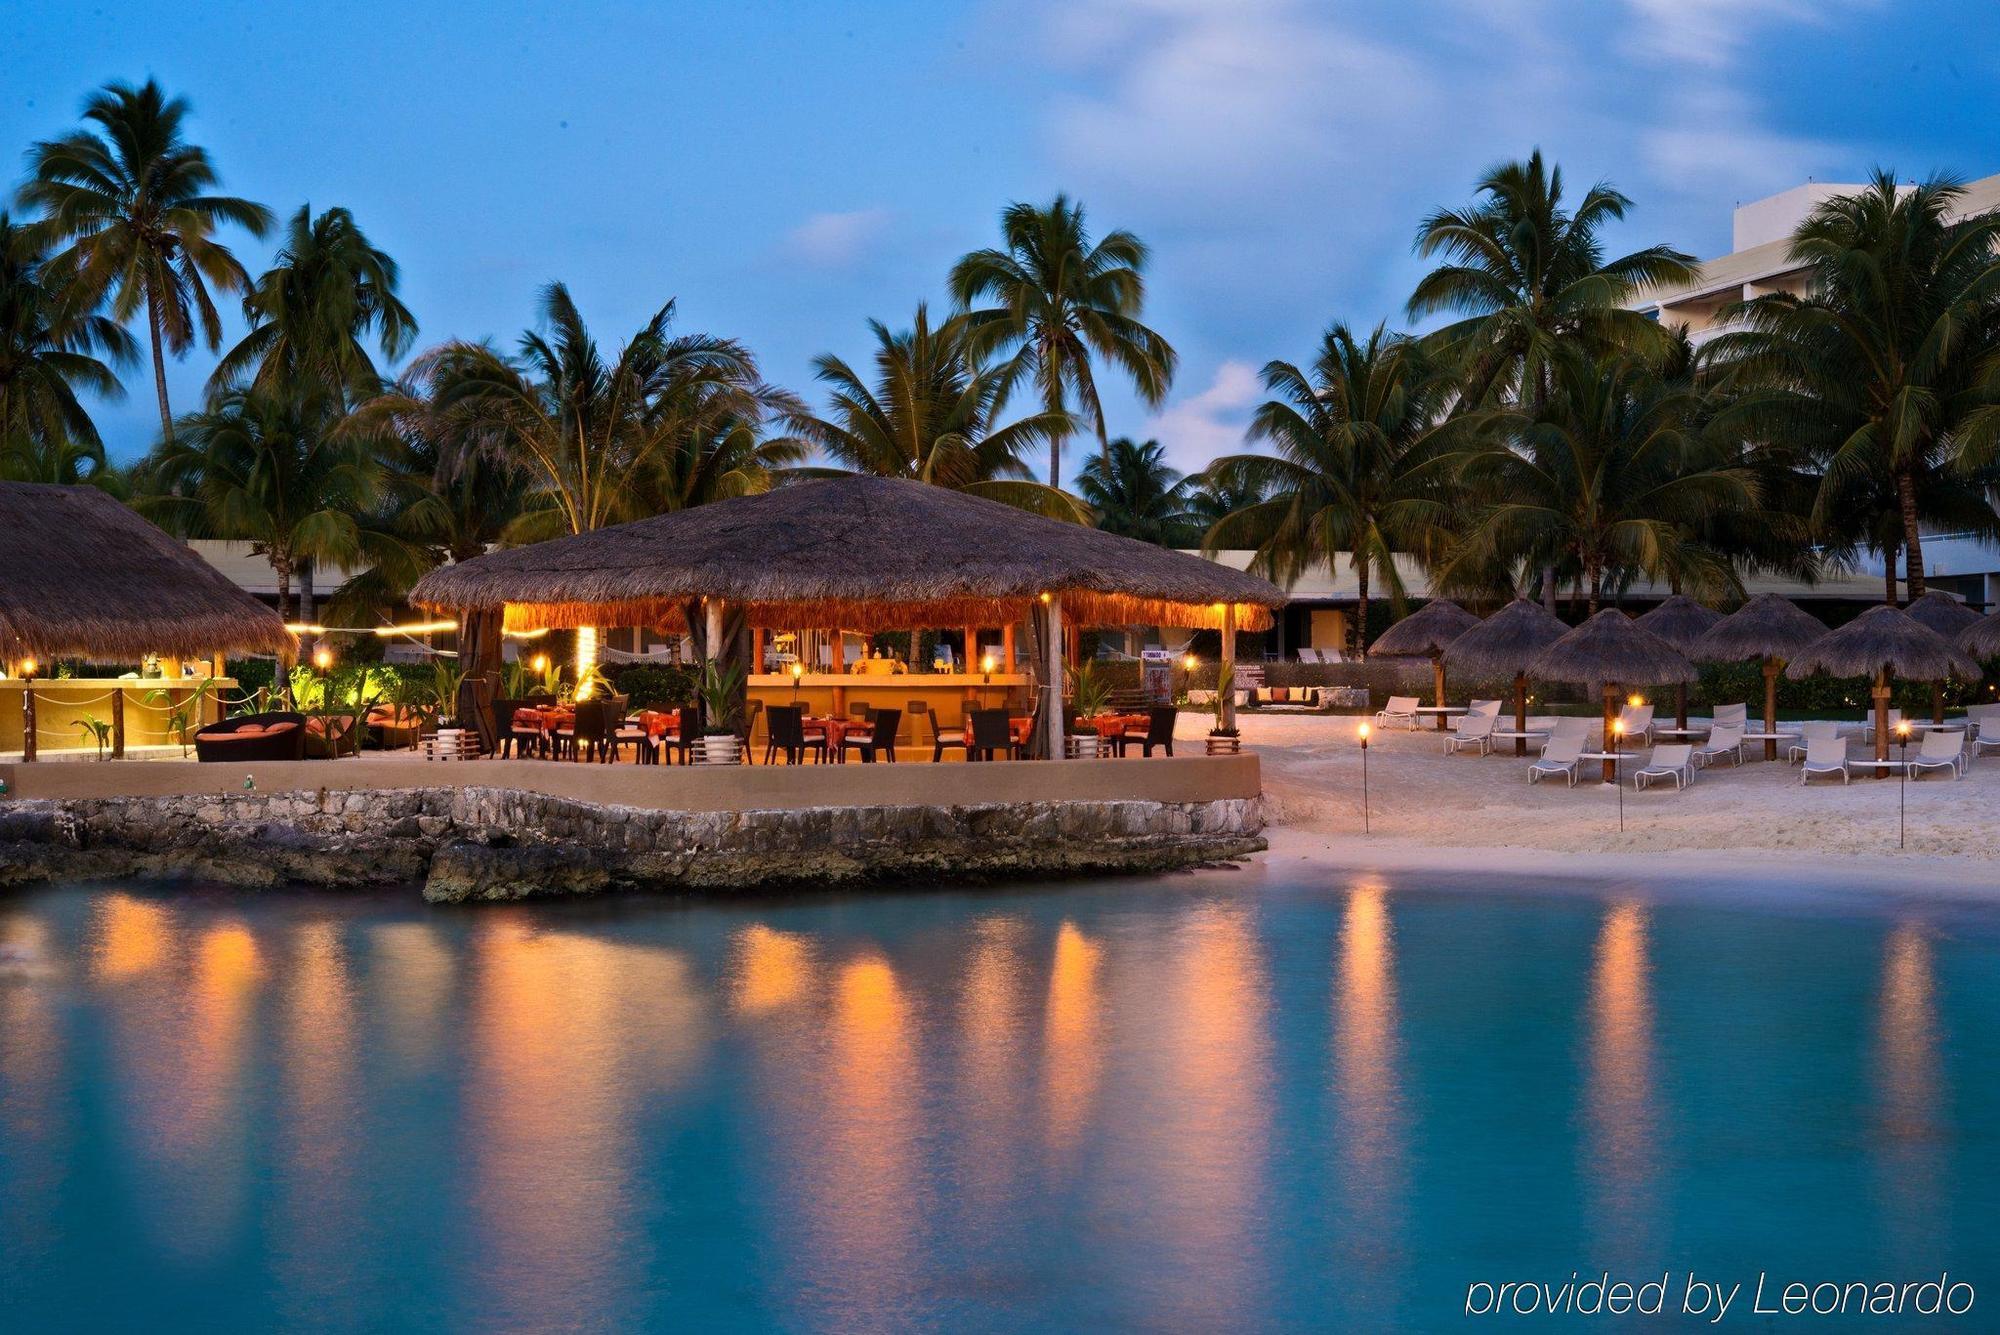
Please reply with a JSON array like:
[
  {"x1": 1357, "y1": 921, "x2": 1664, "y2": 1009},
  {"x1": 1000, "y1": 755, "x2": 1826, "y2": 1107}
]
[
  {"x1": 148, "y1": 292, "x2": 175, "y2": 443},
  {"x1": 1897, "y1": 469, "x2": 1927, "y2": 599},
  {"x1": 1354, "y1": 554, "x2": 1370, "y2": 661},
  {"x1": 1883, "y1": 536, "x2": 1900, "y2": 605}
]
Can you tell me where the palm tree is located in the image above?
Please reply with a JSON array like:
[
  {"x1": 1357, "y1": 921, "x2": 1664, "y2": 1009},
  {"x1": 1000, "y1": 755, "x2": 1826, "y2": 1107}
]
[
  {"x1": 949, "y1": 195, "x2": 1176, "y2": 485},
  {"x1": 19, "y1": 79, "x2": 271, "y2": 442},
  {"x1": 138, "y1": 385, "x2": 416, "y2": 622},
  {"x1": 1076, "y1": 436, "x2": 1195, "y2": 545},
  {"x1": 1201, "y1": 323, "x2": 1453, "y2": 658},
  {"x1": 211, "y1": 204, "x2": 416, "y2": 403},
  {"x1": 0, "y1": 213, "x2": 132, "y2": 461},
  {"x1": 1715, "y1": 172, "x2": 2000, "y2": 600},
  {"x1": 377, "y1": 282, "x2": 797, "y2": 540},
  {"x1": 792, "y1": 303, "x2": 1085, "y2": 519},
  {"x1": 1442, "y1": 348, "x2": 1757, "y2": 616},
  {"x1": 1408, "y1": 151, "x2": 1697, "y2": 414}
]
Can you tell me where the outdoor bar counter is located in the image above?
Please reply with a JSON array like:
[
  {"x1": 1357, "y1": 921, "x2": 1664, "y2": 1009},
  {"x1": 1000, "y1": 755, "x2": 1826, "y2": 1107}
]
[
  {"x1": 748, "y1": 671, "x2": 1029, "y2": 750},
  {"x1": 1, "y1": 676, "x2": 234, "y2": 758}
]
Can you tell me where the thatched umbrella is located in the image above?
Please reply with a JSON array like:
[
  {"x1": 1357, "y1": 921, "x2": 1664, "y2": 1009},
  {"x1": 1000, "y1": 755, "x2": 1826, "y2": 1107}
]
[
  {"x1": 1370, "y1": 599, "x2": 1481, "y2": 728},
  {"x1": 1785, "y1": 604, "x2": 1980, "y2": 765},
  {"x1": 1961, "y1": 609, "x2": 2000, "y2": 661},
  {"x1": 1902, "y1": 591, "x2": 1982, "y2": 724},
  {"x1": 1634, "y1": 595, "x2": 1722, "y2": 730},
  {"x1": 1689, "y1": 593, "x2": 1826, "y2": 761},
  {"x1": 1530, "y1": 609, "x2": 1695, "y2": 782},
  {"x1": 1442, "y1": 598, "x2": 1571, "y2": 755},
  {"x1": 413, "y1": 474, "x2": 1285, "y2": 758}
]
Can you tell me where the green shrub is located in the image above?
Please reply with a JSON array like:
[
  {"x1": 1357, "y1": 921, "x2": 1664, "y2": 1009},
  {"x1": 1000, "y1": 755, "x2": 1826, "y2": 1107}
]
[{"x1": 603, "y1": 663, "x2": 701, "y2": 709}]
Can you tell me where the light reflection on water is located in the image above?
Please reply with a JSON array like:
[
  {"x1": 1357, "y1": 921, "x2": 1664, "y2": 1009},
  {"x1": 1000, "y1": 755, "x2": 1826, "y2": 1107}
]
[{"x1": 0, "y1": 875, "x2": 1995, "y2": 1331}]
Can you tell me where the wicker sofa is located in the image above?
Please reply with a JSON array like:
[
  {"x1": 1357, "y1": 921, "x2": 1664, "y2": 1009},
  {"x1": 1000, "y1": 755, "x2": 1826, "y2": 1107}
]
[{"x1": 193, "y1": 711, "x2": 308, "y2": 762}]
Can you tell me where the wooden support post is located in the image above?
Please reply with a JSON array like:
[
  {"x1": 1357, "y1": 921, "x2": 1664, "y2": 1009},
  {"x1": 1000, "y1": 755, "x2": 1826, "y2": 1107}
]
[
  {"x1": 1220, "y1": 604, "x2": 1238, "y2": 732},
  {"x1": 1033, "y1": 595, "x2": 1067, "y2": 760},
  {"x1": 22, "y1": 684, "x2": 35, "y2": 762},
  {"x1": 962, "y1": 625, "x2": 977, "y2": 671},
  {"x1": 1513, "y1": 672, "x2": 1529, "y2": 758},
  {"x1": 1602, "y1": 684, "x2": 1619, "y2": 785},
  {"x1": 1931, "y1": 680, "x2": 1946, "y2": 726},
  {"x1": 752, "y1": 627, "x2": 766, "y2": 675},
  {"x1": 1431, "y1": 655, "x2": 1449, "y2": 729},
  {"x1": 112, "y1": 688, "x2": 126, "y2": 759},
  {"x1": 1675, "y1": 682, "x2": 1689, "y2": 732},
  {"x1": 1872, "y1": 670, "x2": 1891, "y2": 767},
  {"x1": 1002, "y1": 623, "x2": 1016, "y2": 673},
  {"x1": 1762, "y1": 657, "x2": 1781, "y2": 761}
]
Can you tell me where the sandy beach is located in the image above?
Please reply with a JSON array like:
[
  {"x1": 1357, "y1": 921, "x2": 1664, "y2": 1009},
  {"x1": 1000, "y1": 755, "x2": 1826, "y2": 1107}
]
[{"x1": 1220, "y1": 710, "x2": 2000, "y2": 895}]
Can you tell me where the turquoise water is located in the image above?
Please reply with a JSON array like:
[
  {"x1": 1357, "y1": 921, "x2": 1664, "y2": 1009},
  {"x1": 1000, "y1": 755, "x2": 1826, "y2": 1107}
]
[{"x1": 1, "y1": 870, "x2": 1996, "y2": 1332}]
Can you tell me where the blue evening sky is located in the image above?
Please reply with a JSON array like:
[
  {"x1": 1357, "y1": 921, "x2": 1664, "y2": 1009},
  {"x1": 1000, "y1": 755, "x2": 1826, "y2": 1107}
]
[{"x1": 6, "y1": 1, "x2": 1992, "y2": 475}]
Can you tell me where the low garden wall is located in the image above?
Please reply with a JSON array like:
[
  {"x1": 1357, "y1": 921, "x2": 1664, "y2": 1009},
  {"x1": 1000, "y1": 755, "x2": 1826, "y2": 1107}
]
[{"x1": 0, "y1": 756, "x2": 1265, "y2": 902}]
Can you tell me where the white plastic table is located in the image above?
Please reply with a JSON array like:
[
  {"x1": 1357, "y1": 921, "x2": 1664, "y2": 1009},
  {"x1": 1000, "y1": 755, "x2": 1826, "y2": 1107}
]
[
  {"x1": 1847, "y1": 758, "x2": 1910, "y2": 778},
  {"x1": 1651, "y1": 725, "x2": 1708, "y2": 739},
  {"x1": 1415, "y1": 705, "x2": 1467, "y2": 732}
]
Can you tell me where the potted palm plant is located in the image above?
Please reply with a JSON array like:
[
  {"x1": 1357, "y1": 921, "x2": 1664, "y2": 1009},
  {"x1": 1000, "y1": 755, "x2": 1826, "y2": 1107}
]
[
  {"x1": 696, "y1": 660, "x2": 746, "y2": 764},
  {"x1": 1206, "y1": 660, "x2": 1240, "y2": 755},
  {"x1": 1066, "y1": 661, "x2": 1112, "y2": 758}
]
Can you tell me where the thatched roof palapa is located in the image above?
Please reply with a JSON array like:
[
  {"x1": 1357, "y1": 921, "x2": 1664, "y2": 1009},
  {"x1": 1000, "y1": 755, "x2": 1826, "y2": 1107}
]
[
  {"x1": 1633, "y1": 594, "x2": 1722, "y2": 652},
  {"x1": 1960, "y1": 610, "x2": 2000, "y2": 660},
  {"x1": 1902, "y1": 589, "x2": 1982, "y2": 638},
  {"x1": 0, "y1": 482, "x2": 296, "y2": 663},
  {"x1": 1529, "y1": 608, "x2": 1695, "y2": 685},
  {"x1": 1369, "y1": 599, "x2": 1481, "y2": 658},
  {"x1": 411, "y1": 475, "x2": 1285, "y2": 633},
  {"x1": 1784, "y1": 604, "x2": 1980, "y2": 682},
  {"x1": 1441, "y1": 598, "x2": 1570, "y2": 678},
  {"x1": 1690, "y1": 593, "x2": 1826, "y2": 664}
]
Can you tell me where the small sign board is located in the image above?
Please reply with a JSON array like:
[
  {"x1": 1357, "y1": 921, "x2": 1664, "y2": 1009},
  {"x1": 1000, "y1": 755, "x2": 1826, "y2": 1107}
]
[{"x1": 1140, "y1": 648, "x2": 1174, "y2": 704}]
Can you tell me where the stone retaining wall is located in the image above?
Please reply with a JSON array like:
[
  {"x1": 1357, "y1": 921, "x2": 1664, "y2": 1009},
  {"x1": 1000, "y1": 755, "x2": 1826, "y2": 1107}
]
[{"x1": 0, "y1": 786, "x2": 1265, "y2": 902}]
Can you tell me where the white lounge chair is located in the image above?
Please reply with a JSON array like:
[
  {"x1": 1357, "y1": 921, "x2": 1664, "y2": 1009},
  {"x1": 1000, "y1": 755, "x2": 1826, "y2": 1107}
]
[
  {"x1": 1863, "y1": 709, "x2": 1904, "y2": 744},
  {"x1": 1529, "y1": 736, "x2": 1586, "y2": 786},
  {"x1": 1615, "y1": 703, "x2": 1656, "y2": 744},
  {"x1": 1297, "y1": 648, "x2": 1321, "y2": 664},
  {"x1": 1445, "y1": 712, "x2": 1496, "y2": 756},
  {"x1": 1710, "y1": 702, "x2": 1748, "y2": 731},
  {"x1": 1539, "y1": 716, "x2": 1591, "y2": 756},
  {"x1": 1693, "y1": 725, "x2": 1745, "y2": 769},
  {"x1": 1449, "y1": 698, "x2": 1503, "y2": 733},
  {"x1": 1967, "y1": 704, "x2": 2000, "y2": 753},
  {"x1": 1786, "y1": 719, "x2": 1842, "y2": 763},
  {"x1": 1375, "y1": 695, "x2": 1421, "y2": 731},
  {"x1": 1634, "y1": 743, "x2": 1695, "y2": 791},
  {"x1": 1799, "y1": 737, "x2": 1851, "y2": 785},
  {"x1": 1908, "y1": 728, "x2": 1968, "y2": 780}
]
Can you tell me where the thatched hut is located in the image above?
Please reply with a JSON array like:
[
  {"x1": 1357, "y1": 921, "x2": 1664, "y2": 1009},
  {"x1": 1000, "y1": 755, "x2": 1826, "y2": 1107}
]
[
  {"x1": 0, "y1": 482, "x2": 294, "y2": 667},
  {"x1": 1530, "y1": 609, "x2": 1695, "y2": 782},
  {"x1": 1689, "y1": 593, "x2": 1827, "y2": 760},
  {"x1": 1369, "y1": 599, "x2": 1481, "y2": 724},
  {"x1": 1902, "y1": 591, "x2": 1983, "y2": 723},
  {"x1": 1785, "y1": 604, "x2": 1980, "y2": 762},
  {"x1": 1441, "y1": 598, "x2": 1571, "y2": 755},
  {"x1": 1960, "y1": 610, "x2": 2000, "y2": 661},
  {"x1": 0, "y1": 483, "x2": 295, "y2": 761},
  {"x1": 412, "y1": 475, "x2": 1285, "y2": 756},
  {"x1": 1634, "y1": 594, "x2": 1723, "y2": 730}
]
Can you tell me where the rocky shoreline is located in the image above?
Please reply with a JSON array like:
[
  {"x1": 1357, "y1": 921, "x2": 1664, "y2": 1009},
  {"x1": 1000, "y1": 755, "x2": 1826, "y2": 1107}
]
[{"x1": 0, "y1": 786, "x2": 1266, "y2": 901}]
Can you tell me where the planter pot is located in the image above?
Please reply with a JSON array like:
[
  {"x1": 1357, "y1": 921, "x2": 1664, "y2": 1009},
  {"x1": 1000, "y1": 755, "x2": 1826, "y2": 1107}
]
[
  {"x1": 698, "y1": 735, "x2": 742, "y2": 765},
  {"x1": 1205, "y1": 733, "x2": 1241, "y2": 756},
  {"x1": 1067, "y1": 735, "x2": 1101, "y2": 760}
]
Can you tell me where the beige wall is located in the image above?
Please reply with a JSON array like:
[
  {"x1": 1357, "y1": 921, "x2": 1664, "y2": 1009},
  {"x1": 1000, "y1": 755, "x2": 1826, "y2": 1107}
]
[{"x1": 0, "y1": 752, "x2": 1261, "y2": 812}]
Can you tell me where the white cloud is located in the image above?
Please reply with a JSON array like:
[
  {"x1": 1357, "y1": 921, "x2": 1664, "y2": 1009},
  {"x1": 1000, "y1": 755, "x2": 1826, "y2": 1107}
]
[
  {"x1": 1144, "y1": 359, "x2": 1264, "y2": 474},
  {"x1": 781, "y1": 208, "x2": 893, "y2": 267},
  {"x1": 1619, "y1": 0, "x2": 1874, "y2": 70}
]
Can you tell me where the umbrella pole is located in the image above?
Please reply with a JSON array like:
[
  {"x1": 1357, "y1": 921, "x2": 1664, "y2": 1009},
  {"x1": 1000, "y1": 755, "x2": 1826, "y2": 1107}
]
[
  {"x1": 1676, "y1": 682, "x2": 1688, "y2": 732},
  {"x1": 1762, "y1": 658, "x2": 1781, "y2": 762},
  {"x1": 1932, "y1": 680, "x2": 1945, "y2": 725},
  {"x1": 1873, "y1": 669, "x2": 1891, "y2": 771},
  {"x1": 1514, "y1": 673, "x2": 1528, "y2": 757},
  {"x1": 1433, "y1": 656, "x2": 1448, "y2": 730},
  {"x1": 1602, "y1": 684, "x2": 1619, "y2": 785}
]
